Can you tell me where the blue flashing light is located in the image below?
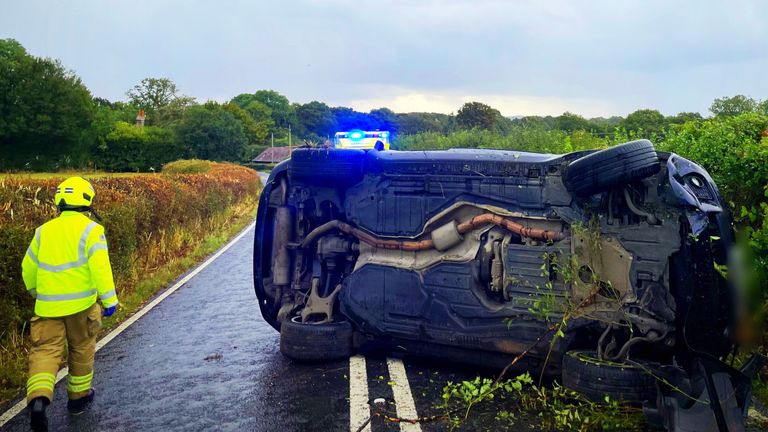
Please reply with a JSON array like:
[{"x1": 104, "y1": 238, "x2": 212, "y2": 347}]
[
  {"x1": 381, "y1": 132, "x2": 389, "y2": 137},
  {"x1": 349, "y1": 130, "x2": 364, "y2": 140}
]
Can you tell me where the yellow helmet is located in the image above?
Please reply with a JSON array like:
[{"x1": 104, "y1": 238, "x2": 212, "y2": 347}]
[{"x1": 54, "y1": 177, "x2": 95, "y2": 208}]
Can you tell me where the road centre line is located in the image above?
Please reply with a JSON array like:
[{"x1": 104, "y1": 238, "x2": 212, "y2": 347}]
[
  {"x1": 0, "y1": 222, "x2": 256, "y2": 427},
  {"x1": 349, "y1": 355, "x2": 371, "y2": 432},
  {"x1": 386, "y1": 358, "x2": 422, "y2": 432}
]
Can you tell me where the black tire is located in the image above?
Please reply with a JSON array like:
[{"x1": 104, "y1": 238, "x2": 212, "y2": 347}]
[
  {"x1": 564, "y1": 139, "x2": 659, "y2": 197},
  {"x1": 562, "y1": 350, "x2": 657, "y2": 403},
  {"x1": 279, "y1": 316, "x2": 353, "y2": 362},
  {"x1": 288, "y1": 148, "x2": 365, "y2": 185}
]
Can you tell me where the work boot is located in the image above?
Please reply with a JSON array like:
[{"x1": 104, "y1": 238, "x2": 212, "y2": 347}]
[
  {"x1": 29, "y1": 397, "x2": 49, "y2": 432},
  {"x1": 67, "y1": 389, "x2": 95, "y2": 415}
]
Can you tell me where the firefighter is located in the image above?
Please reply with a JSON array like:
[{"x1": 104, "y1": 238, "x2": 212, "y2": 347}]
[{"x1": 21, "y1": 177, "x2": 118, "y2": 432}]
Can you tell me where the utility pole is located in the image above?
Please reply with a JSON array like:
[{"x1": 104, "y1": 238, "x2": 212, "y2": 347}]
[
  {"x1": 288, "y1": 124, "x2": 292, "y2": 152},
  {"x1": 271, "y1": 132, "x2": 274, "y2": 164}
]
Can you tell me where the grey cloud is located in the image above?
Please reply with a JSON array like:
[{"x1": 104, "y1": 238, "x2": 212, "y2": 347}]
[{"x1": 1, "y1": 0, "x2": 766, "y2": 116}]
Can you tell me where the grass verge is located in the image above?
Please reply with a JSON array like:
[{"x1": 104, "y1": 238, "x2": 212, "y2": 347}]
[{"x1": 0, "y1": 195, "x2": 257, "y2": 408}]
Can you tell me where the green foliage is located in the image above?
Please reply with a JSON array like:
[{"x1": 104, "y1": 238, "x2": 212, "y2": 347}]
[
  {"x1": 518, "y1": 383, "x2": 644, "y2": 431},
  {"x1": 554, "y1": 112, "x2": 593, "y2": 133},
  {"x1": 88, "y1": 100, "x2": 140, "y2": 146},
  {"x1": 622, "y1": 109, "x2": 667, "y2": 137},
  {"x1": 96, "y1": 121, "x2": 179, "y2": 172},
  {"x1": 667, "y1": 111, "x2": 704, "y2": 124},
  {"x1": 440, "y1": 373, "x2": 643, "y2": 431},
  {"x1": 0, "y1": 38, "x2": 95, "y2": 170},
  {"x1": 369, "y1": 107, "x2": 398, "y2": 132},
  {"x1": 175, "y1": 103, "x2": 248, "y2": 161},
  {"x1": 223, "y1": 102, "x2": 270, "y2": 145},
  {"x1": 230, "y1": 94, "x2": 275, "y2": 128},
  {"x1": 441, "y1": 373, "x2": 533, "y2": 430},
  {"x1": 456, "y1": 101, "x2": 502, "y2": 130},
  {"x1": 253, "y1": 89, "x2": 296, "y2": 130},
  {"x1": 710, "y1": 95, "x2": 760, "y2": 117},
  {"x1": 126, "y1": 77, "x2": 195, "y2": 124},
  {"x1": 396, "y1": 112, "x2": 454, "y2": 134},
  {"x1": 396, "y1": 128, "x2": 608, "y2": 153},
  {"x1": 161, "y1": 159, "x2": 213, "y2": 174},
  {"x1": 295, "y1": 101, "x2": 337, "y2": 140}
]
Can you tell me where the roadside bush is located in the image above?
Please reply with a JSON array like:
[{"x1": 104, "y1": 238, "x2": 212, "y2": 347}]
[
  {"x1": 0, "y1": 161, "x2": 260, "y2": 343},
  {"x1": 162, "y1": 159, "x2": 213, "y2": 174},
  {"x1": 95, "y1": 121, "x2": 182, "y2": 172},
  {"x1": 395, "y1": 128, "x2": 608, "y2": 153}
]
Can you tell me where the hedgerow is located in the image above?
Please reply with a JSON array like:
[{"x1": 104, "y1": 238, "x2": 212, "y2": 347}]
[
  {"x1": 395, "y1": 128, "x2": 609, "y2": 154},
  {"x1": 0, "y1": 161, "x2": 260, "y2": 344},
  {"x1": 162, "y1": 159, "x2": 214, "y2": 174},
  {"x1": 657, "y1": 113, "x2": 768, "y2": 289}
]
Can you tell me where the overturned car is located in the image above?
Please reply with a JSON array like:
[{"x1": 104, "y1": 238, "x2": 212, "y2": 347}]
[{"x1": 254, "y1": 140, "x2": 757, "y2": 430}]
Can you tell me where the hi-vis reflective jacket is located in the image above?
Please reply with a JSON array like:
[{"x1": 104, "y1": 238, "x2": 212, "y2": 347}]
[{"x1": 21, "y1": 211, "x2": 118, "y2": 317}]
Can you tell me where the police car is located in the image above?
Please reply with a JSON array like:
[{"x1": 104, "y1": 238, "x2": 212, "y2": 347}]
[{"x1": 333, "y1": 130, "x2": 390, "y2": 150}]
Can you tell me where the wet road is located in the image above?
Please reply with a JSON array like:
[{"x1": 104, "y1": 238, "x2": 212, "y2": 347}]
[{"x1": 0, "y1": 223, "x2": 505, "y2": 432}]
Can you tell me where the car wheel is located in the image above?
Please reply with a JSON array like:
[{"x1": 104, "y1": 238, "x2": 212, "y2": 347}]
[
  {"x1": 562, "y1": 350, "x2": 657, "y2": 403},
  {"x1": 564, "y1": 139, "x2": 659, "y2": 197},
  {"x1": 279, "y1": 316, "x2": 353, "y2": 362},
  {"x1": 288, "y1": 148, "x2": 365, "y2": 185}
]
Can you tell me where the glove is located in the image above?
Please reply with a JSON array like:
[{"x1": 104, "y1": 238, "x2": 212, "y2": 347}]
[{"x1": 103, "y1": 305, "x2": 116, "y2": 317}]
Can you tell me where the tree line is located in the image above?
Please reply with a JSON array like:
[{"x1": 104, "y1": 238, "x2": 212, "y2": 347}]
[{"x1": 1, "y1": 38, "x2": 767, "y2": 172}]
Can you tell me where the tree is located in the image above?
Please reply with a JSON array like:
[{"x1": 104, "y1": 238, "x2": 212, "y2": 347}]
[
  {"x1": 0, "y1": 38, "x2": 94, "y2": 169},
  {"x1": 126, "y1": 77, "x2": 195, "y2": 123},
  {"x1": 229, "y1": 94, "x2": 275, "y2": 150},
  {"x1": 86, "y1": 99, "x2": 139, "y2": 154},
  {"x1": 396, "y1": 112, "x2": 453, "y2": 134},
  {"x1": 622, "y1": 109, "x2": 667, "y2": 137},
  {"x1": 175, "y1": 103, "x2": 247, "y2": 161},
  {"x1": 587, "y1": 116, "x2": 624, "y2": 135},
  {"x1": 709, "y1": 95, "x2": 758, "y2": 117},
  {"x1": 223, "y1": 102, "x2": 269, "y2": 145},
  {"x1": 456, "y1": 102, "x2": 500, "y2": 130},
  {"x1": 96, "y1": 121, "x2": 178, "y2": 171},
  {"x1": 296, "y1": 101, "x2": 337, "y2": 140},
  {"x1": 759, "y1": 99, "x2": 768, "y2": 115},
  {"x1": 331, "y1": 106, "x2": 374, "y2": 131},
  {"x1": 667, "y1": 112, "x2": 703, "y2": 125},
  {"x1": 369, "y1": 108, "x2": 398, "y2": 132},
  {"x1": 554, "y1": 112, "x2": 592, "y2": 133},
  {"x1": 253, "y1": 90, "x2": 296, "y2": 129}
]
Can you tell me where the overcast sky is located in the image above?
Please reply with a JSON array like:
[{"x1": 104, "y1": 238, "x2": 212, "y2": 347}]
[{"x1": 2, "y1": 0, "x2": 766, "y2": 117}]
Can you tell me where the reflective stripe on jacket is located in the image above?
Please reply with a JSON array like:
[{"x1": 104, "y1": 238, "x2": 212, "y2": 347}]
[{"x1": 21, "y1": 211, "x2": 118, "y2": 317}]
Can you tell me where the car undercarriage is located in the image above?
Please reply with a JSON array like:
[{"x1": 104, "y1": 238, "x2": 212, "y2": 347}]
[{"x1": 254, "y1": 140, "x2": 760, "y2": 431}]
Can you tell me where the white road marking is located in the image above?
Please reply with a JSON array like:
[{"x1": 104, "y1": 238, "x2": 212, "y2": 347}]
[
  {"x1": 349, "y1": 355, "x2": 371, "y2": 432},
  {"x1": 386, "y1": 358, "x2": 422, "y2": 432},
  {"x1": 0, "y1": 222, "x2": 256, "y2": 427}
]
